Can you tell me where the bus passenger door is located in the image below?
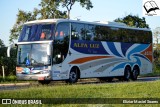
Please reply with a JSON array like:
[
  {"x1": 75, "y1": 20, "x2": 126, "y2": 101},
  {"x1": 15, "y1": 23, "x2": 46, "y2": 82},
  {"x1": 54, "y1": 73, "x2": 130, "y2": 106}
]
[{"x1": 52, "y1": 45, "x2": 63, "y2": 80}]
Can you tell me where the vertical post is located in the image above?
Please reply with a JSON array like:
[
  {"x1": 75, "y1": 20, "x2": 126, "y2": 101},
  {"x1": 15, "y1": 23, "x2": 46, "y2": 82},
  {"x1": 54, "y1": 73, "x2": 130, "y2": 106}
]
[
  {"x1": 2, "y1": 66, "x2": 5, "y2": 79},
  {"x1": 68, "y1": 10, "x2": 70, "y2": 19}
]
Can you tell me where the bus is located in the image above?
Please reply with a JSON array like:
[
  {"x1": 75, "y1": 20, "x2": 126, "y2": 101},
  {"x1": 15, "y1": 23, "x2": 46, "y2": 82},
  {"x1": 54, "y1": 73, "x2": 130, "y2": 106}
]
[{"x1": 7, "y1": 19, "x2": 153, "y2": 84}]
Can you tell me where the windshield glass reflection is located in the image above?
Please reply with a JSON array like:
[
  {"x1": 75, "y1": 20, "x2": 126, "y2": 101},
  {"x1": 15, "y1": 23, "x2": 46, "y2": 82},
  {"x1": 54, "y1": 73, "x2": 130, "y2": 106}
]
[{"x1": 17, "y1": 44, "x2": 50, "y2": 66}]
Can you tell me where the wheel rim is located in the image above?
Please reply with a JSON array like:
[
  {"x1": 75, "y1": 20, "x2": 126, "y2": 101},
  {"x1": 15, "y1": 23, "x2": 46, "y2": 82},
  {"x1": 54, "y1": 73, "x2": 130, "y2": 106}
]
[
  {"x1": 126, "y1": 69, "x2": 130, "y2": 79},
  {"x1": 69, "y1": 71, "x2": 77, "y2": 81},
  {"x1": 124, "y1": 67, "x2": 131, "y2": 80},
  {"x1": 133, "y1": 69, "x2": 138, "y2": 78}
]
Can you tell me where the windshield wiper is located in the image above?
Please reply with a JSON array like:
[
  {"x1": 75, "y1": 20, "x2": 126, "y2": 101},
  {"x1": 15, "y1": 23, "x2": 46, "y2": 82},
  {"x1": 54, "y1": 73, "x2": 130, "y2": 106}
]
[{"x1": 32, "y1": 63, "x2": 45, "y2": 66}]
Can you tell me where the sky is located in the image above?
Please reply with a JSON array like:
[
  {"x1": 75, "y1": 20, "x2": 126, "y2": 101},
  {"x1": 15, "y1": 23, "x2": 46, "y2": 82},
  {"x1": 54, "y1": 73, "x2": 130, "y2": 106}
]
[{"x1": 0, "y1": 0, "x2": 160, "y2": 46}]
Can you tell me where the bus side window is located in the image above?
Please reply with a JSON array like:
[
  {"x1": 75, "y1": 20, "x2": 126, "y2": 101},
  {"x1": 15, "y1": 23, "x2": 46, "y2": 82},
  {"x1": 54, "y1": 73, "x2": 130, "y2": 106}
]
[
  {"x1": 40, "y1": 24, "x2": 52, "y2": 40},
  {"x1": 94, "y1": 25, "x2": 100, "y2": 41},
  {"x1": 55, "y1": 22, "x2": 70, "y2": 43},
  {"x1": 71, "y1": 31, "x2": 79, "y2": 40},
  {"x1": 85, "y1": 24, "x2": 95, "y2": 41},
  {"x1": 71, "y1": 23, "x2": 85, "y2": 40}
]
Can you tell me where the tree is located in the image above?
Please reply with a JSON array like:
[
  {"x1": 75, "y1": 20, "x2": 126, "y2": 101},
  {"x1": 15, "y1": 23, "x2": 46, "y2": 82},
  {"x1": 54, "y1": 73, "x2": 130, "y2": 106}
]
[
  {"x1": 0, "y1": 39, "x2": 5, "y2": 74},
  {"x1": 114, "y1": 14, "x2": 149, "y2": 28},
  {"x1": 9, "y1": 9, "x2": 38, "y2": 42},
  {"x1": 153, "y1": 27, "x2": 160, "y2": 49},
  {"x1": 0, "y1": 39, "x2": 17, "y2": 76},
  {"x1": 59, "y1": 0, "x2": 93, "y2": 19},
  {"x1": 39, "y1": 0, "x2": 67, "y2": 19},
  {"x1": 0, "y1": 39, "x2": 5, "y2": 47}
]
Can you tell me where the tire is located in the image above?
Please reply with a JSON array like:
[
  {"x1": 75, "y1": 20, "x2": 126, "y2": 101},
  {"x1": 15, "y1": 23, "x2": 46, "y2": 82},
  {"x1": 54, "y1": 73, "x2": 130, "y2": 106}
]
[
  {"x1": 131, "y1": 66, "x2": 139, "y2": 80},
  {"x1": 38, "y1": 80, "x2": 51, "y2": 85},
  {"x1": 124, "y1": 66, "x2": 131, "y2": 81},
  {"x1": 67, "y1": 67, "x2": 79, "y2": 84}
]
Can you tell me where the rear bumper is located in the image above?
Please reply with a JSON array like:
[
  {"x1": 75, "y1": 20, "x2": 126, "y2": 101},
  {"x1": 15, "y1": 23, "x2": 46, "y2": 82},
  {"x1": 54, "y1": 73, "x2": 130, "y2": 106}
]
[{"x1": 16, "y1": 73, "x2": 51, "y2": 80}]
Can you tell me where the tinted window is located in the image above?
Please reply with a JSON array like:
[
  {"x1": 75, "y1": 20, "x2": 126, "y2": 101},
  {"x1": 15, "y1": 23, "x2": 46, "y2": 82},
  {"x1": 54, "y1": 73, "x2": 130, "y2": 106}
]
[
  {"x1": 70, "y1": 22, "x2": 152, "y2": 44},
  {"x1": 71, "y1": 23, "x2": 85, "y2": 40},
  {"x1": 40, "y1": 25, "x2": 52, "y2": 40},
  {"x1": 18, "y1": 24, "x2": 55, "y2": 42},
  {"x1": 53, "y1": 22, "x2": 70, "y2": 64},
  {"x1": 85, "y1": 24, "x2": 95, "y2": 41},
  {"x1": 55, "y1": 22, "x2": 70, "y2": 44}
]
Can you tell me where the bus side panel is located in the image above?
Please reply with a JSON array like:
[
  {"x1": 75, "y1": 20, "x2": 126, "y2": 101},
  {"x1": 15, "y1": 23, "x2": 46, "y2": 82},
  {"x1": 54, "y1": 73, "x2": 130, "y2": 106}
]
[{"x1": 67, "y1": 40, "x2": 153, "y2": 78}]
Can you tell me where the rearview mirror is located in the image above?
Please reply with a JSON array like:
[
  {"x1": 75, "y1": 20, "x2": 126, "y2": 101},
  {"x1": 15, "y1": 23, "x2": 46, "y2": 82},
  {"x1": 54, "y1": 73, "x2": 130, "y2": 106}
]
[{"x1": 7, "y1": 44, "x2": 16, "y2": 57}]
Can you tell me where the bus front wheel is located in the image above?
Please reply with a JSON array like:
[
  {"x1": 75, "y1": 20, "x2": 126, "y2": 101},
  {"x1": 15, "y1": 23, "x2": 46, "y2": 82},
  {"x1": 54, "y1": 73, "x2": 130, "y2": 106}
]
[{"x1": 67, "y1": 67, "x2": 79, "y2": 84}]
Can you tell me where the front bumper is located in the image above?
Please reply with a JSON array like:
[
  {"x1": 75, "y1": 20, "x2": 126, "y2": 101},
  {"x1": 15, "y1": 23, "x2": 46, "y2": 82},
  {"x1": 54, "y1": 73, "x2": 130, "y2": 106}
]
[{"x1": 16, "y1": 73, "x2": 51, "y2": 80}]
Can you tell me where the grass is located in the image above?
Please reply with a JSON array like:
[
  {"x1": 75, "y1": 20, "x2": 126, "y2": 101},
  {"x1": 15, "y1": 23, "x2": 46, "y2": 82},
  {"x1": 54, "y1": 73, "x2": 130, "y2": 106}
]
[
  {"x1": 0, "y1": 81, "x2": 160, "y2": 107},
  {"x1": 0, "y1": 75, "x2": 17, "y2": 84},
  {"x1": 1, "y1": 81, "x2": 160, "y2": 98}
]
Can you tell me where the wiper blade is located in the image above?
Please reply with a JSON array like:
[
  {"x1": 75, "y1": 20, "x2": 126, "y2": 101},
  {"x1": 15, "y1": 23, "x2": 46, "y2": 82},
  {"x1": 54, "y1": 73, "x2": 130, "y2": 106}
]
[{"x1": 32, "y1": 63, "x2": 44, "y2": 66}]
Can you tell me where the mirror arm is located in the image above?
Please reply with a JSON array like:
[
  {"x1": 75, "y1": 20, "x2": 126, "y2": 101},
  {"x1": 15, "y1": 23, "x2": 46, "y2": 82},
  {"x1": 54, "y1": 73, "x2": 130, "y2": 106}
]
[{"x1": 7, "y1": 44, "x2": 16, "y2": 57}]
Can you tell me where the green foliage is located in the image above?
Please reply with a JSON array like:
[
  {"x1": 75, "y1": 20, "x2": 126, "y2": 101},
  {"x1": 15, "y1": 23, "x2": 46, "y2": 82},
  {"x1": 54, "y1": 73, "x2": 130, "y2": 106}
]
[
  {"x1": 59, "y1": 0, "x2": 93, "y2": 19},
  {"x1": 0, "y1": 47, "x2": 17, "y2": 76},
  {"x1": 0, "y1": 75, "x2": 17, "y2": 82},
  {"x1": 39, "y1": 0, "x2": 67, "y2": 19},
  {"x1": 114, "y1": 14, "x2": 149, "y2": 28},
  {"x1": 0, "y1": 39, "x2": 5, "y2": 47},
  {"x1": 5, "y1": 75, "x2": 17, "y2": 81},
  {"x1": 0, "y1": 76, "x2": 3, "y2": 81},
  {"x1": 0, "y1": 80, "x2": 160, "y2": 107},
  {"x1": 153, "y1": 27, "x2": 160, "y2": 48}
]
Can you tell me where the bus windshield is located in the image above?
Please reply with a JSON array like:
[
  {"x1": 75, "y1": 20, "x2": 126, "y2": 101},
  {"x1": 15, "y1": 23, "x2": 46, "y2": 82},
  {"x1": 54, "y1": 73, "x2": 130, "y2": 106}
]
[
  {"x1": 18, "y1": 24, "x2": 55, "y2": 42},
  {"x1": 17, "y1": 44, "x2": 51, "y2": 66}
]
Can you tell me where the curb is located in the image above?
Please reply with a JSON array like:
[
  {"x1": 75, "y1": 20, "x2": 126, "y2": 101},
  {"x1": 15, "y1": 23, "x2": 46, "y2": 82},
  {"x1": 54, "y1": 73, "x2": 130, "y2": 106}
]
[{"x1": 0, "y1": 83, "x2": 30, "y2": 87}]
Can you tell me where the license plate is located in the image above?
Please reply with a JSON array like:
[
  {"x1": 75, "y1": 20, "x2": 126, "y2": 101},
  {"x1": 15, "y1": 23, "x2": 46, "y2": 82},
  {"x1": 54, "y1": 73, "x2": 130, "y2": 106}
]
[{"x1": 38, "y1": 77, "x2": 45, "y2": 80}]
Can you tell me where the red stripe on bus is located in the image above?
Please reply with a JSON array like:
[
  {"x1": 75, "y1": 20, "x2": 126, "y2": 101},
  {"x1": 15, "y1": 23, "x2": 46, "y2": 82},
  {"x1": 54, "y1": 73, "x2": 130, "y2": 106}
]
[
  {"x1": 69, "y1": 56, "x2": 113, "y2": 64},
  {"x1": 141, "y1": 44, "x2": 153, "y2": 62}
]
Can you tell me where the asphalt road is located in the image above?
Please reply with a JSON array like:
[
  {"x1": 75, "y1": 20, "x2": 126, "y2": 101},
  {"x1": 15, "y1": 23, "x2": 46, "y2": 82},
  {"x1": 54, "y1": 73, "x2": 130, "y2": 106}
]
[{"x1": 0, "y1": 76, "x2": 159, "y2": 90}]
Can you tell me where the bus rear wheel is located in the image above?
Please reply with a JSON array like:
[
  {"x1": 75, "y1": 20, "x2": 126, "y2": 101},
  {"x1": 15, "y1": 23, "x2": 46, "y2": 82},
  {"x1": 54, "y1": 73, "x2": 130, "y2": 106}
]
[
  {"x1": 67, "y1": 67, "x2": 79, "y2": 84},
  {"x1": 131, "y1": 66, "x2": 139, "y2": 80},
  {"x1": 124, "y1": 66, "x2": 131, "y2": 81}
]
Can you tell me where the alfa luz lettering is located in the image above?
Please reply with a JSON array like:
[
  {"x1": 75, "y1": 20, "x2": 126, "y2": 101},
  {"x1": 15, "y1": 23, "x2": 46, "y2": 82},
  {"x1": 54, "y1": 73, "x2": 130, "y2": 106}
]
[{"x1": 74, "y1": 43, "x2": 99, "y2": 48}]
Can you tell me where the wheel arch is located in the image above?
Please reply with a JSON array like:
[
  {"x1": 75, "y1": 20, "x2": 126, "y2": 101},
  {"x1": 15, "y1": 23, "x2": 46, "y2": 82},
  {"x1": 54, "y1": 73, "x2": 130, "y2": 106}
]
[{"x1": 124, "y1": 64, "x2": 132, "y2": 71}]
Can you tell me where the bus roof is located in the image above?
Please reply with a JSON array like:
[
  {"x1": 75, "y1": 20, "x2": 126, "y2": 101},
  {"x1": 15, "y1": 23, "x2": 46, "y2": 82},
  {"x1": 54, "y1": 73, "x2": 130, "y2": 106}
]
[{"x1": 24, "y1": 19, "x2": 151, "y2": 31}]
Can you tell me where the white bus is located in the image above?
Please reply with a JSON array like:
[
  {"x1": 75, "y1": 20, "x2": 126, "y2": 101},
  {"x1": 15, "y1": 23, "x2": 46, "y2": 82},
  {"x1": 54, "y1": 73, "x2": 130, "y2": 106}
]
[{"x1": 8, "y1": 19, "x2": 153, "y2": 84}]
